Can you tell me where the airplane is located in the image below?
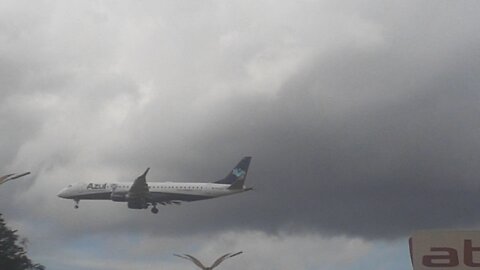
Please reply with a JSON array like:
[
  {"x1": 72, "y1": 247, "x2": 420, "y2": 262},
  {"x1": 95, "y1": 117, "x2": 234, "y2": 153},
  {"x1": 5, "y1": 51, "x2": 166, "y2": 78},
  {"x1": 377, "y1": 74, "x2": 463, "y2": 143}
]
[
  {"x1": 57, "y1": 157, "x2": 252, "y2": 214},
  {"x1": 174, "y1": 251, "x2": 243, "y2": 270},
  {"x1": 0, "y1": 172, "x2": 31, "y2": 186}
]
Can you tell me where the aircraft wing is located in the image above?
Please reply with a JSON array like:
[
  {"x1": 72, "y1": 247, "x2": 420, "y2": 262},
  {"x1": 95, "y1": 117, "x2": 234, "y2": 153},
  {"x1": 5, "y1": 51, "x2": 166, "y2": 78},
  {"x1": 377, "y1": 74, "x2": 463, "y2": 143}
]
[{"x1": 128, "y1": 168, "x2": 150, "y2": 199}]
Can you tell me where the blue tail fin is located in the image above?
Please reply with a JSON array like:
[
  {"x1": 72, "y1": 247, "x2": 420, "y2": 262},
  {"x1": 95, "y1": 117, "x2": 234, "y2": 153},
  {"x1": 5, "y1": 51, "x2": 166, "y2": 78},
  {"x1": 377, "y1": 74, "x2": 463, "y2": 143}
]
[{"x1": 214, "y1": 157, "x2": 252, "y2": 187}]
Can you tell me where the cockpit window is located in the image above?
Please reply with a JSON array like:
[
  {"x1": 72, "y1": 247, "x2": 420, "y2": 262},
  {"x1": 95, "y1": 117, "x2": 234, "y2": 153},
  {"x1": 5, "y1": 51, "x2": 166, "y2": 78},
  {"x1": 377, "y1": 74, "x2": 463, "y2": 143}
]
[{"x1": 68, "y1": 184, "x2": 73, "y2": 188}]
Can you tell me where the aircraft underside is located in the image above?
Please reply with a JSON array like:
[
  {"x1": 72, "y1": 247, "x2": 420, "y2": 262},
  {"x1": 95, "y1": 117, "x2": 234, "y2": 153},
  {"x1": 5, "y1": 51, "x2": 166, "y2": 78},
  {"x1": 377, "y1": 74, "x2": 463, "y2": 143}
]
[{"x1": 70, "y1": 192, "x2": 215, "y2": 214}]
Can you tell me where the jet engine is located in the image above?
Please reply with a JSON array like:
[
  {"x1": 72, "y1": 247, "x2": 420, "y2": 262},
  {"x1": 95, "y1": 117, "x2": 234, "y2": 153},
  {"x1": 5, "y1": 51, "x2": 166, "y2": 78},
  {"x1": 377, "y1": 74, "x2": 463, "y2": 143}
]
[
  {"x1": 127, "y1": 199, "x2": 148, "y2": 209},
  {"x1": 110, "y1": 192, "x2": 127, "y2": 202}
]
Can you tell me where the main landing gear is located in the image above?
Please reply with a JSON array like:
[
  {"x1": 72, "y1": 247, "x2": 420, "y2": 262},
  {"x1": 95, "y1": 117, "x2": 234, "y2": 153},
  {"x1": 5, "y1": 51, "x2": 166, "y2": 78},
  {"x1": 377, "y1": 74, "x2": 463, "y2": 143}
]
[
  {"x1": 150, "y1": 203, "x2": 159, "y2": 214},
  {"x1": 151, "y1": 207, "x2": 159, "y2": 214},
  {"x1": 74, "y1": 199, "x2": 80, "y2": 209}
]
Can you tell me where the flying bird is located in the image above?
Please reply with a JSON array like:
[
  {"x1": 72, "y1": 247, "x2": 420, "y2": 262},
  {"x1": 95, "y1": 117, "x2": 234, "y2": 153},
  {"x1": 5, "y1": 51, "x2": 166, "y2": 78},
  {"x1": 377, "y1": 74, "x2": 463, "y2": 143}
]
[
  {"x1": 0, "y1": 172, "x2": 30, "y2": 186},
  {"x1": 174, "y1": 251, "x2": 243, "y2": 270}
]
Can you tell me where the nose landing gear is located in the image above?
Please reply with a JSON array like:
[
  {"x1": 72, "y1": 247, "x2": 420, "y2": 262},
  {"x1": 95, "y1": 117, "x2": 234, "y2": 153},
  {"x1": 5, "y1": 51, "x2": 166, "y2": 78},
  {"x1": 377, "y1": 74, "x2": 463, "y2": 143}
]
[{"x1": 74, "y1": 199, "x2": 80, "y2": 209}]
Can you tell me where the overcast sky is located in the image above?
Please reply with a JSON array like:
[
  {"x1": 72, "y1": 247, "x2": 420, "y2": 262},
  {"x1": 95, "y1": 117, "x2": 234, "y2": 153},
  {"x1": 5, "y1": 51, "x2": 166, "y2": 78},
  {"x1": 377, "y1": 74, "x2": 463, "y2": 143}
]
[{"x1": 1, "y1": 1, "x2": 480, "y2": 269}]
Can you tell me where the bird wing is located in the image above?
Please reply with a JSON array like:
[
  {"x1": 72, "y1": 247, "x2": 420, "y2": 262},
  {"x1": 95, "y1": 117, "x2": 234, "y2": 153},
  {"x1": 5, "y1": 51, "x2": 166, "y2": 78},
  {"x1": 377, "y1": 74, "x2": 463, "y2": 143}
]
[
  {"x1": 210, "y1": 251, "x2": 243, "y2": 268},
  {"x1": 8, "y1": 172, "x2": 30, "y2": 180},
  {"x1": 174, "y1": 254, "x2": 207, "y2": 269},
  {"x1": 210, "y1": 253, "x2": 233, "y2": 269},
  {"x1": 229, "y1": 251, "x2": 243, "y2": 258},
  {"x1": 0, "y1": 172, "x2": 30, "y2": 185},
  {"x1": 0, "y1": 174, "x2": 15, "y2": 184}
]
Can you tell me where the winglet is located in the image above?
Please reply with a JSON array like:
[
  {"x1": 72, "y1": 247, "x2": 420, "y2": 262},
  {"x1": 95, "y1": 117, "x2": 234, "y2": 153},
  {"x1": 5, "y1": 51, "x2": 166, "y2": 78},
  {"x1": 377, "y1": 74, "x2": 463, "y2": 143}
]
[{"x1": 142, "y1": 168, "x2": 150, "y2": 177}]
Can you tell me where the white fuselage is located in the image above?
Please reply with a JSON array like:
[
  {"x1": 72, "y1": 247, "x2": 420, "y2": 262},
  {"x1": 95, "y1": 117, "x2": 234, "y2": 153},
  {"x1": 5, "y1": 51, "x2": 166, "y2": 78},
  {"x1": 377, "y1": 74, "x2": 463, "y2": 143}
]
[
  {"x1": 58, "y1": 181, "x2": 244, "y2": 202},
  {"x1": 57, "y1": 156, "x2": 252, "y2": 212}
]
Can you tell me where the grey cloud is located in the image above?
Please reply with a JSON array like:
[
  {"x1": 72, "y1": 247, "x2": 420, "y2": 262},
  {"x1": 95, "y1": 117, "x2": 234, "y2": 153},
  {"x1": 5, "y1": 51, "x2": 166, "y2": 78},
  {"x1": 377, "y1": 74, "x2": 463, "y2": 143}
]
[
  {"x1": 42, "y1": 51, "x2": 480, "y2": 240},
  {"x1": 95, "y1": 12, "x2": 480, "y2": 238},
  {"x1": 1, "y1": 1, "x2": 480, "y2": 251}
]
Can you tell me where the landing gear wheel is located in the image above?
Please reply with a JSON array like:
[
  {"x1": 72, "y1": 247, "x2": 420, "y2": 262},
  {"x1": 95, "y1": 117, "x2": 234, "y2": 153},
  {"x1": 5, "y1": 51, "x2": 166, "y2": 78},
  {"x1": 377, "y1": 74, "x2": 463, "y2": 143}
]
[
  {"x1": 151, "y1": 207, "x2": 159, "y2": 214},
  {"x1": 74, "y1": 200, "x2": 80, "y2": 209}
]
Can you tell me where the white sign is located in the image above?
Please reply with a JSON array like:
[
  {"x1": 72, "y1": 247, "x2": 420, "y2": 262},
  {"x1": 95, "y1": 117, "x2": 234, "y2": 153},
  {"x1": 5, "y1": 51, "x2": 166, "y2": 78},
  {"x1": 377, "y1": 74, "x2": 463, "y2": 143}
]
[{"x1": 410, "y1": 231, "x2": 480, "y2": 269}]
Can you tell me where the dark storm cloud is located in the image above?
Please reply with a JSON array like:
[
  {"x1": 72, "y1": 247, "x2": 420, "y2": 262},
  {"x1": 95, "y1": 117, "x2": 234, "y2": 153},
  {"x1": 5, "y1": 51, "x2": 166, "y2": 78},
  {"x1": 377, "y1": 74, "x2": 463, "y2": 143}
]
[
  {"x1": 69, "y1": 45, "x2": 480, "y2": 240},
  {"x1": 104, "y1": 8, "x2": 480, "y2": 238},
  {"x1": 119, "y1": 21, "x2": 480, "y2": 237},
  {"x1": 2, "y1": 0, "x2": 480, "y2": 245}
]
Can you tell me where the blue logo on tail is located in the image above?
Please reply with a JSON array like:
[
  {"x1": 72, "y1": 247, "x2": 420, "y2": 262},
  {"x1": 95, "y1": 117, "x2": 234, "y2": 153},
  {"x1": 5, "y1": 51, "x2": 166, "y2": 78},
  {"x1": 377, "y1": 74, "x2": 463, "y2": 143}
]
[{"x1": 232, "y1": 168, "x2": 246, "y2": 178}]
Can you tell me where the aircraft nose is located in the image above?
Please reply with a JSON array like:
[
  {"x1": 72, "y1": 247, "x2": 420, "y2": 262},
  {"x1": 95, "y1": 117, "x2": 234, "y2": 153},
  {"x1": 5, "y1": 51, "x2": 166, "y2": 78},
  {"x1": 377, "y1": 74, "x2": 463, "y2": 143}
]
[{"x1": 57, "y1": 188, "x2": 69, "y2": 198}]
